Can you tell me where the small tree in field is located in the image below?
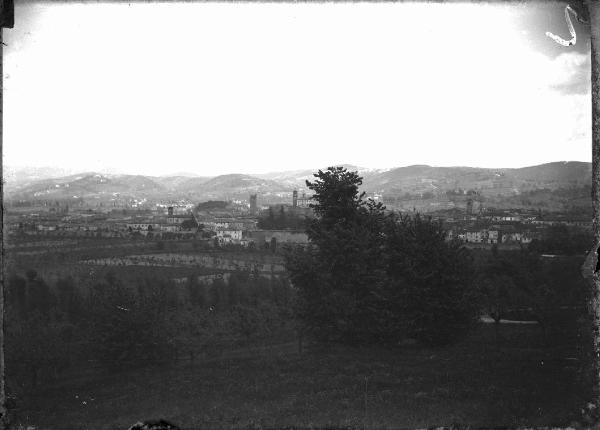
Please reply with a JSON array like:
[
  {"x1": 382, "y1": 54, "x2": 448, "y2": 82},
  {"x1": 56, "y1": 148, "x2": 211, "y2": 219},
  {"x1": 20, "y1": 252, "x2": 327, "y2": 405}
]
[{"x1": 86, "y1": 278, "x2": 175, "y2": 368}]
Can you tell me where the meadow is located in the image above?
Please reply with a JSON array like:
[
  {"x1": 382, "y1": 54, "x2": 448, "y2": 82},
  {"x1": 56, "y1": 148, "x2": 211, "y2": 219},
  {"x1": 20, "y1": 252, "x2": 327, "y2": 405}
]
[{"x1": 10, "y1": 324, "x2": 590, "y2": 430}]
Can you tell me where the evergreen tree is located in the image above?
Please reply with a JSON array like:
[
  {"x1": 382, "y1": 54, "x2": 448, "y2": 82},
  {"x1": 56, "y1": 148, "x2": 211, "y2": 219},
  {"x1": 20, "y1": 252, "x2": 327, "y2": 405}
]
[
  {"x1": 278, "y1": 206, "x2": 286, "y2": 229},
  {"x1": 287, "y1": 167, "x2": 389, "y2": 343},
  {"x1": 286, "y1": 166, "x2": 479, "y2": 346},
  {"x1": 267, "y1": 207, "x2": 275, "y2": 229},
  {"x1": 382, "y1": 214, "x2": 479, "y2": 345}
]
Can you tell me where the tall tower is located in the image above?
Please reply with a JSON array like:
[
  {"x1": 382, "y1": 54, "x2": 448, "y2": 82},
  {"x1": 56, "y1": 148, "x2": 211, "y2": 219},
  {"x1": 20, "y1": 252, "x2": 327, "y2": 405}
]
[
  {"x1": 249, "y1": 194, "x2": 258, "y2": 215},
  {"x1": 292, "y1": 190, "x2": 298, "y2": 208},
  {"x1": 466, "y1": 199, "x2": 473, "y2": 216}
]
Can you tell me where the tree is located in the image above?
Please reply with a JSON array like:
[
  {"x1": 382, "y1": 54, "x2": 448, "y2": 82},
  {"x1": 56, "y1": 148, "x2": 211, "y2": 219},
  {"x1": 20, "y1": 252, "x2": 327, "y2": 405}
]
[
  {"x1": 515, "y1": 252, "x2": 588, "y2": 343},
  {"x1": 306, "y1": 167, "x2": 365, "y2": 230},
  {"x1": 285, "y1": 166, "x2": 479, "y2": 346},
  {"x1": 267, "y1": 207, "x2": 276, "y2": 229},
  {"x1": 187, "y1": 275, "x2": 206, "y2": 308},
  {"x1": 27, "y1": 275, "x2": 56, "y2": 319},
  {"x1": 382, "y1": 213, "x2": 479, "y2": 345},
  {"x1": 278, "y1": 206, "x2": 286, "y2": 229},
  {"x1": 196, "y1": 201, "x2": 228, "y2": 211},
  {"x1": 479, "y1": 273, "x2": 517, "y2": 343},
  {"x1": 286, "y1": 168, "x2": 389, "y2": 343},
  {"x1": 181, "y1": 219, "x2": 198, "y2": 230},
  {"x1": 6, "y1": 275, "x2": 27, "y2": 320},
  {"x1": 86, "y1": 279, "x2": 175, "y2": 368},
  {"x1": 258, "y1": 208, "x2": 308, "y2": 230},
  {"x1": 6, "y1": 312, "x2": 72, "y2": 387},
  {"x1": 528, "y1": 225, "x2": 593, "y2": 255},
  {"x1": 233, "y1": 305, "x2": 262, "y2": 346},
  {"x1": 55, "y1": 276, "x2": 83, "y2": 323}
]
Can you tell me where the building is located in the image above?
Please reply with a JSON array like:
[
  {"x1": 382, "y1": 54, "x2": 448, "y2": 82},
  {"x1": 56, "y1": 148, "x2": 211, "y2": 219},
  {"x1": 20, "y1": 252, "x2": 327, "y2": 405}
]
[
  {"x1": 245, "y1": 229, "x2": 309, "y2": 245},
  {"x1": 126, "y1": 222, "x2": 154, "y2": 231},
  {"x1": 465, "y1": 229, "x2": 483, "y2": 243},
  {"x1": 202, "y1": 218, "x2": 257, "y2": 231},
  {"x1": 487, "y1": 229, "x2": 499, "y2": 244},
  {"x1": 501, "y1": 231, "x2": 522, "y2": 243},
  {"x1": 216, "y1": 229, "x2": 243, "y2": 242},
  {"x1": 296, "y1": 192, "x2": 315, "y2": 208},
  {"x1": 166, "y1": 215, "x2": 189, "y2": 224},
  {"x1": 160, "y1": 224, "x2": 180, "y2": 233},
  {"x1": 249, "y1": 194, "x2": 258, "y2": 215},
  {"x1": 466, "y1": 199, "x2": 473, "y2": 216}
]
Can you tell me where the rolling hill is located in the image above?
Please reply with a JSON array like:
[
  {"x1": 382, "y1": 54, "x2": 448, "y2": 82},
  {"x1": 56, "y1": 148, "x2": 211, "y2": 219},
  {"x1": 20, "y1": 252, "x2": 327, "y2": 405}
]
[
  {"x1": 361, "y1": 162, "x2": 591, "y2": 196},
  {"x1": 4, "y1": 162, "x2": 592, "y2": 204},
  {"x1": 6, "y1": 173, "x2": 166, "y2": 200}
]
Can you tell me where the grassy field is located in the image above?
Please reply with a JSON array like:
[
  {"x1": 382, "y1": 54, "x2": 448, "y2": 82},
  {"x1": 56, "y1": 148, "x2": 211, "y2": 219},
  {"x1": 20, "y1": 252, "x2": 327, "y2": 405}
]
[{"x1": 10, "y1": 324, "x2": 591, "y2": 430}]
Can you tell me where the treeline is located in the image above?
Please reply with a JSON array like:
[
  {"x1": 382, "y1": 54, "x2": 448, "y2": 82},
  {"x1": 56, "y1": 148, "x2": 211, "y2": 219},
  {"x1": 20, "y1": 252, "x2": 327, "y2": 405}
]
[
  {"x1": 528, "y1": 224, "x2": 594, "y2": 255},
  {"x1": 476, "y1": 249, "x2": 589, "y2": 340},
  {"x1": 5, "y1": 269, "x2": 296, "y2": 391},
  {"x1": 195, "y1": 201, "x2": 229, "y2": 211},
  {"x1": 487, "y1": 185, "x2": 592, "y2": 211},
  {"x1": 284, "y1": 167, "x2": 593, "y2": 349},
  {"x1": 257, "y1": 206, "x2": 309, "y2": 230},
  {"x1": 285, "y1": 167, "x2": 479, "y2": 346}
]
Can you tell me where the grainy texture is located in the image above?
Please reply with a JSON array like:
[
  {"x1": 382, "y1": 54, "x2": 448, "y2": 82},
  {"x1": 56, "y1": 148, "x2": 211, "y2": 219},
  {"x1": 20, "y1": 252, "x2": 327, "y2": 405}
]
[
  {"x1": 1, "y1": 0, "x2": 13, "y2": 29},
  {"x1": 587, "y1": 0, "x2": 600, "y2": 410},
  {"x1": 0, "y1": 25, "x2": 6, "y2": 430}
]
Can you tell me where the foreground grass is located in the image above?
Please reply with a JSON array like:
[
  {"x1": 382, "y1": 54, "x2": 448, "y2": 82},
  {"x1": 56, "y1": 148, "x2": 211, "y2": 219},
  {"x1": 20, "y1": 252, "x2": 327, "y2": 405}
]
[{"x1": 11, "y1": 324, "x2": 591, "y2": 429}]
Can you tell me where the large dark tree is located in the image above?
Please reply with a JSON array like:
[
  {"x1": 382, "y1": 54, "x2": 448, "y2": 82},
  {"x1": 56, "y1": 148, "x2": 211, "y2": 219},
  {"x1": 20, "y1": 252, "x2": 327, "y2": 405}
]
[
  {"x1": 306, "y1": 167, "x2": 366, "y2": 230},
  {"x1": 382, "y1": 214, "x2": 479, "y2": 345},
  {"x1": 285, "y1": 166, "x2": 479, "y2": 346},
  {"x1": 289, "y1": 168, "x2": 388, "y2": 343}
]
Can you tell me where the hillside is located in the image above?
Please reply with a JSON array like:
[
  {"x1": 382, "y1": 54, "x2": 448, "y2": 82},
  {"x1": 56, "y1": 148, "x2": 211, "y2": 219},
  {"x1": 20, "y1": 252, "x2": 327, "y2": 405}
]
[
  {"x1": 191, "y1": 174, "x2": 288, "y2": 199},
  {"x1": 501, "y1": 162, "x2": 591, "y2": 184},
  {"x1": 153, "y1": 176, "x2": 213, "y2": 192},
  {"x1": 4, "y1": 162, "x2": 592, "y2": 205},
  {"x1": 3, "y1": 166, "x2": 77, "y2": 186},
  {"x1": 257, "y1": 164, "x2": 386, "y2": 187},
  {"x1": 6, "y1": 173, "x2": 166, "y2": 200},
  {"x1": 362, "y1": 162, "x2": 591, "y2": 196}
]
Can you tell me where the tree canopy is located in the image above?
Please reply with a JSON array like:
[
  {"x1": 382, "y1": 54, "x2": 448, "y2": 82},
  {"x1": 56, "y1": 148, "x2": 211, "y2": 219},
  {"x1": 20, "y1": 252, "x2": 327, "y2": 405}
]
[
  {"x1": 195, "y1": 201, "x2": 229, "y2": 211},
  {"x1": 285, "y1": 166, "x2": 479, "y2": 346}
]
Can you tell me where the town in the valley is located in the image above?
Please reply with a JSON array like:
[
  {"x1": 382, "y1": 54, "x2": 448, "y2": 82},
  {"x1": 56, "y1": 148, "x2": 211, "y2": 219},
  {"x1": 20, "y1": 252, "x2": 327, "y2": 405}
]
[
  {"x1": 5, "y1": 183, "x2": 591, "y2": 251},
  {"x1": 3, "y1": 164, "x2": 594, "y2": 430},
  {"x1": 4, "y1": 0, "x2": 596, "y2": 426}
]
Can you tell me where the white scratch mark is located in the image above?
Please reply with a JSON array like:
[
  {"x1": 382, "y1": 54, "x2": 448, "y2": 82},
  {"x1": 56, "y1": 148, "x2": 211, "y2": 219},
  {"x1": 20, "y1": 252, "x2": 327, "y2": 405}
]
[{"x1": 546, "y1": 5, "x2": 578, "y2": 47}]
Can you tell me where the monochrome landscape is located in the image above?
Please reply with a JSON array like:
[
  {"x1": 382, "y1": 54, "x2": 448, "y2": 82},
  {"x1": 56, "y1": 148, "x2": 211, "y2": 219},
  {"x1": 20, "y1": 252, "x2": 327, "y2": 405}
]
[{"x1": 2, "y1": 1, "x2": 597, "y2": 429}]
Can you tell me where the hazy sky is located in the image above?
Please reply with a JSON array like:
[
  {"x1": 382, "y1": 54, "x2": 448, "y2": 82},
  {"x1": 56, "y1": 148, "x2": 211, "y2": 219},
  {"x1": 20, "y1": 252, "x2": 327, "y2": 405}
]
[{"x1": 3, "y1": 1, "x2": 592, "y2": 176}]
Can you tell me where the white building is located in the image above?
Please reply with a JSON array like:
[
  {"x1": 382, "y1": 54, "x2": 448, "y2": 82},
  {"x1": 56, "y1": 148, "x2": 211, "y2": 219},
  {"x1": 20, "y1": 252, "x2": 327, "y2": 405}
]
[
  {"x1": 487, "y1": 230, "x2": 499, "y2": 244},
  {"x1": 216, "y1": 229, "x2": 243, "y2": 242},
  {"x1": 465, "y1": 230, "x2": 483, "y2": 243}
]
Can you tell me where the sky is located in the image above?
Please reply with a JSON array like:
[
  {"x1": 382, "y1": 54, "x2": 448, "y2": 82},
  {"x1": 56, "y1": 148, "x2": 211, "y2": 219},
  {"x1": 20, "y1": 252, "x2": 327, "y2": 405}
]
[{"x1": 3, "y1": 1, "x2": 593, "y2": 176}]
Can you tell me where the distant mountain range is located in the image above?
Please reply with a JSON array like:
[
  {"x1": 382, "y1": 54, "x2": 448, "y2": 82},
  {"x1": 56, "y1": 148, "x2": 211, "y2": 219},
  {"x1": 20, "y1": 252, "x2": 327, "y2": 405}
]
[{"x1": 4, "y1": 162, "x2": 592, "y2": 206}]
